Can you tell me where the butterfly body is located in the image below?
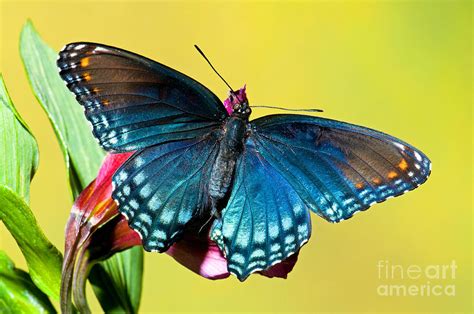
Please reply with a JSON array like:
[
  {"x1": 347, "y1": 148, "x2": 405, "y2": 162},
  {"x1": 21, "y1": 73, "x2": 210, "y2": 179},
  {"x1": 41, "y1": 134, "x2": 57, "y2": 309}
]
[
  {"x1": 57, "y1": 43, "x2": 431, "y2": 280},
  {"x1": 208, "y1": 90, "x2": 251, "y2": 211},
  {"x1": 208, "y1": 117, "x2": 246, "y2": 206}
]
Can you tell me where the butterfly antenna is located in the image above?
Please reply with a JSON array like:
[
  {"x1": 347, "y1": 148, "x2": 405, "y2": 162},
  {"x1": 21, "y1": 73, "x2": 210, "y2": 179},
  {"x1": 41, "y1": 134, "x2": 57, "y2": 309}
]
[
  {"x1": 251, "y1": 105, "x2": 324, "y2": 113},
  {"x1": 194, "y1": 44, "x2": 234, "y2": 92}
]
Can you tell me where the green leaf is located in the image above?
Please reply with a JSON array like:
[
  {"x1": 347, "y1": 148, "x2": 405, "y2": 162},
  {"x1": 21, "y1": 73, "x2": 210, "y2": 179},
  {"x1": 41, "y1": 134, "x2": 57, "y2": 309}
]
[
  {"x1": 0, "y1": 251, "x2": 56, "y2": 313},
  {"x1": 19, "y1": 19, "x2": 105, "y2": 196},
  {"x1": 0, "y1": 75, "x2": 62, "y2": 301},
  {"x1": 0, "y1": 74, "x2": 38, "y2": 201},
  {"x1": 20, "y1": 20, "x2": 143, "y2": 312}
]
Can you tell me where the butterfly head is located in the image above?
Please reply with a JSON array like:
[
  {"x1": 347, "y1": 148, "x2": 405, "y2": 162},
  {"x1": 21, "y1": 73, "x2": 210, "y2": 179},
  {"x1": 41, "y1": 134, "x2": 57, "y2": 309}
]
[{"x1": 224, "y1": 85, "x2": 251, "y2": 118}]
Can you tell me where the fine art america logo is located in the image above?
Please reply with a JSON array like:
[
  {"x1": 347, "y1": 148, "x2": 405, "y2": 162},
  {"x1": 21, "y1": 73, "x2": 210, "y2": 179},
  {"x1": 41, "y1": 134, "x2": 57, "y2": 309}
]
[{"x1": 376, "y1": 260, "x2": 457, "y2": 297}]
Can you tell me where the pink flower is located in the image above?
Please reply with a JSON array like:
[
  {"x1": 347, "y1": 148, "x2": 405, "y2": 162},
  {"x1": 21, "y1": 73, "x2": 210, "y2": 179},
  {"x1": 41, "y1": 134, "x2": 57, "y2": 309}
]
[{"x1": 165, "y1": 222, "x2": 299, "y2": 280}]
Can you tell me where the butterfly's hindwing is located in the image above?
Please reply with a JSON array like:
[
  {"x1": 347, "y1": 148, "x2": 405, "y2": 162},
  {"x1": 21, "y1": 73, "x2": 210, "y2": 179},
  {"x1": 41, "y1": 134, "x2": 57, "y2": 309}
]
[
  {"x1": 252, "y1": 114, "x2": 431, "y2": 222},
  {"x1": 211, "y1": 137, "x2": 311, "y2": 280},
  {"x1": 57, "y1": 43, "x2": 228, "y2": 152},
  {"x1": 112, "y1": 135, "x2": 219, "y2": 252}
]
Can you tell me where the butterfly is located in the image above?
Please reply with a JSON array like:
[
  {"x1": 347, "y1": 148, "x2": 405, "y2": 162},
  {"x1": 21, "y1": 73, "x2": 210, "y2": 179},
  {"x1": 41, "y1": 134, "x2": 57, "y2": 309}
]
[{"x1": 57, "y1": 43, "x2": 431, "y2": 280}]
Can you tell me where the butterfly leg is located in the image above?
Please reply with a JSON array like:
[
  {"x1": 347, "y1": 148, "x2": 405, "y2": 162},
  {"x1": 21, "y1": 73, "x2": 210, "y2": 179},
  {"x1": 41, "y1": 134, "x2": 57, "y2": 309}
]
[
  {"x1": 197, "y1": 197, "x2": 221, "y2": 235},
  {"x1": 210, "y1": 197, "x2": 222, "y2": 219}
]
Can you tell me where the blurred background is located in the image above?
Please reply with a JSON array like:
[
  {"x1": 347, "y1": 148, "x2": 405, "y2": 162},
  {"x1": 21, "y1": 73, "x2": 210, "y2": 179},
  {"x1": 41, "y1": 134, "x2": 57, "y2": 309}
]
[{"x1": 0, "y1": 1, "x2": 471, "y2": 312}]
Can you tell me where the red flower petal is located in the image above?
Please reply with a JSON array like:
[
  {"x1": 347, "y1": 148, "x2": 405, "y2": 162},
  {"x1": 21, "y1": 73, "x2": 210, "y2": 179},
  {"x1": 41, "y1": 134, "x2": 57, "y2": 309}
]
[
  {"x1": 259, "y1": 251, "x2": 299, "y2": 279},
  {"x1": 61, "y1": 152, "x2": 139, "y2": 312},
  {"x1": 166, "y1": 233, "x2": 230, "y2": 280}
]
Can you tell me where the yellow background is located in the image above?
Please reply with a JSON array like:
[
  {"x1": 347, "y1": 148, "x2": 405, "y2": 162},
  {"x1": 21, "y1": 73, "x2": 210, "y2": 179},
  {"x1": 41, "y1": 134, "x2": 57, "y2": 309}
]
[{"x1": 0, "y1": 1, "x2": 472, "y2": 313}]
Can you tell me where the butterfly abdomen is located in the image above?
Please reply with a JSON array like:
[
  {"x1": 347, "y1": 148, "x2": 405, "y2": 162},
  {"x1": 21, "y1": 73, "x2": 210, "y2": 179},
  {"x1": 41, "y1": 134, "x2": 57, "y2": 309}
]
[{"x1": 208, "y1": 117, "x2": 248, "y2": 211}]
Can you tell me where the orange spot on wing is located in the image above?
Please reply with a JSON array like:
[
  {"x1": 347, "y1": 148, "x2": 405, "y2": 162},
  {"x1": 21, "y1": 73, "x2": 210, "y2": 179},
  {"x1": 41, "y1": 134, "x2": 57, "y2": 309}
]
[
  {"x1": 387, "y1": 171, "x2": 398, "y2": 179},
  {"x1": 92, "y1": 87, "x2": 100, "y2": 94},
  {"x1": 102, "y1": 99, "x2": 110, "y2": 106},
  {"x1": 398, "y1": 158, "x2": 408, "y2": 171},
  {"x1": 83, "y1": 72, "x2": 91, "y2": 81},
  {"x1": 81, "y1": 57, "x2": 90, "y2": 67},
  {"x1": 355, "y1": 182, "x2": 364, "y2": 189},
  {"x1": 372, "y1": 178, "x2": 381, "y2": 185}
]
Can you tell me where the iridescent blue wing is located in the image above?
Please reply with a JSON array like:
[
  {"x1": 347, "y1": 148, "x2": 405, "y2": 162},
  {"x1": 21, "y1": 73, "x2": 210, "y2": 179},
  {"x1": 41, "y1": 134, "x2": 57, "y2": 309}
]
[
  {"x1": 251, "y1": 114, "x2": 431, "y2": 222},
  {"x1": 212, "y1": 114, "x2": 430, "y2": 280},
  {"x1": 112, "y1": 133, "x2": 219, "y2": 252},
  {"x1": 57, "y1": 42, "x2": 227, "y2": 152},
  {"x1": 210, "y1": 137, "x2": 312, "y2": 280}
]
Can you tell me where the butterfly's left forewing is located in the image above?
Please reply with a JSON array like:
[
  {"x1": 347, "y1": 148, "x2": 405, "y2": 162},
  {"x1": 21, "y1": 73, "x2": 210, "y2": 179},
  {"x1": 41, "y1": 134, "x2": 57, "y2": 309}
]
[{"x1": 57, "y1": 43, "x2": 228, "y2": 152}]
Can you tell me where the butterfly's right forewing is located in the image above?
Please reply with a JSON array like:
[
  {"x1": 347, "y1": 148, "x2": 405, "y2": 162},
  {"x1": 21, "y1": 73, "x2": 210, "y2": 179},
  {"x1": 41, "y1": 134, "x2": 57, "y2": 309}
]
[{"x1": 252, "y1": 114, "x2": 431, "y2": 222}]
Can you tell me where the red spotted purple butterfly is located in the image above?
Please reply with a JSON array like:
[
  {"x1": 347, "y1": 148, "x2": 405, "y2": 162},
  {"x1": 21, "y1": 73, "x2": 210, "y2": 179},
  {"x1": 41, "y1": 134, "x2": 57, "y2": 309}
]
[{"x1": 57, "y1": 43, "x2": 431, "y2": 280}]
